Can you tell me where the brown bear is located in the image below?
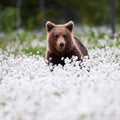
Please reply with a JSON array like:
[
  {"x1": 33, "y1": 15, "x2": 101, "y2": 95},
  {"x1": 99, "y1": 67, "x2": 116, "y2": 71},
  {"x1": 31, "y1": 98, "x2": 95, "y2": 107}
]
[{"x1": 45, "y1": 21, "x2": 88, "y2": 66}]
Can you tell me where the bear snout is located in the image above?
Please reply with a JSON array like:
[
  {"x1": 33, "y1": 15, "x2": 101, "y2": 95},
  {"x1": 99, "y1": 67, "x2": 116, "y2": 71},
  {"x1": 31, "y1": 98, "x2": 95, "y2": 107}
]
[
  {"x1": 56, "y1": 40, "x2": 65, "y2": 52},
  {"x1": 59, "y1": 42, "x2": 65, "y2": 48}
]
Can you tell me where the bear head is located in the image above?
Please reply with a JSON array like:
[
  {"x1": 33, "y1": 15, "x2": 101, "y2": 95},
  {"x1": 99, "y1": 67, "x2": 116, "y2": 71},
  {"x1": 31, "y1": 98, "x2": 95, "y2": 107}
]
[{"x1": 46, "y1": 21, "x2": 75, "y2": 55}]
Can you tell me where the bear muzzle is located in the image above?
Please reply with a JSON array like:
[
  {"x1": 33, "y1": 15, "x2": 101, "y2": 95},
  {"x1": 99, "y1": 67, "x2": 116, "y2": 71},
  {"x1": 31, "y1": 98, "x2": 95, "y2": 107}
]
[
  {"x1": 56, "y1": 42, "x2": 65, "y2": 52},
  {"x1": 59, "y1": 42, "x2": 65, "y2": 48}
]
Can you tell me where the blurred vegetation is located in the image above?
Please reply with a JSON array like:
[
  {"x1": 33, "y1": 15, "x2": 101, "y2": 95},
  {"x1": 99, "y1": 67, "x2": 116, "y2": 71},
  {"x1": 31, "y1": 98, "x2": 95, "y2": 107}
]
[
  {"x1": 0, "y1": 27, "x2": 120, "y2": 55},
  {"x1": 0, "y1": 7, "x2": 16, "y2": 32},
  {"x1": 0, "y1": 0, "x2": 119, "y2": 32},
  {"x1": 0, "y1": 0, "x2": 120, "y2": 55}
]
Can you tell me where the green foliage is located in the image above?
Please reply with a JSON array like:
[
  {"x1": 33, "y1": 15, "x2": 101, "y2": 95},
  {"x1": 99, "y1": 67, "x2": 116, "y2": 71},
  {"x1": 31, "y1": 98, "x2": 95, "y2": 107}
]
[
  {"x1": 0, "y1": 30, "x2": 46, "y2": 55},
  {"x1": 0, "y1": 7, "x2": 16, "y2": 32},
  {"x1": 23, "y1": 46, "x2": 46, "y2": 55},
  {"x1": 21, "y1": 0, "x2": 40, "y2": 30},
  {"x1": 0, "y1": 26, "x2": 120, "y2": 56},
  {"x1": 0, "y1": 0, "x2": 120, "y2": 30}
]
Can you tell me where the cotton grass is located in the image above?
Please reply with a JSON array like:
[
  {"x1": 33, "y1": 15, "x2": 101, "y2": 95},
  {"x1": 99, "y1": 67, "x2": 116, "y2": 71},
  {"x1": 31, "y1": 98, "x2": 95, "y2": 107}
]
[{"x1": 0, "y1": 45, "x2": 120, "y2": 120}]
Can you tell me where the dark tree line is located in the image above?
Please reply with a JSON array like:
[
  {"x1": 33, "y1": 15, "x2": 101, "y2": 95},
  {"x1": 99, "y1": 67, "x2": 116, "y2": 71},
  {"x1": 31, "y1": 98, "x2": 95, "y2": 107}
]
[{"x1": 0, "y1": 0, "x2": 119, "y2": 34}]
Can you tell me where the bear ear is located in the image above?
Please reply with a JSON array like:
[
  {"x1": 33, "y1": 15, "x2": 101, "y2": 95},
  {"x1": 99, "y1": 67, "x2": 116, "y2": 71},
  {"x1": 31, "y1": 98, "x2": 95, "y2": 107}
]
[
  {"x1": 46, "y1": 21, "x2": 55, "y2": 32},
  {"x1": 65, "y1": 21, "x2": 74, "y2": 32}
]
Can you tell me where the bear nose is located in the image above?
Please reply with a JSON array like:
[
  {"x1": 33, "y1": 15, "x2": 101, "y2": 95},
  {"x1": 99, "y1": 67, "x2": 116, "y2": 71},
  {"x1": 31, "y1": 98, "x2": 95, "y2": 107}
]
[{"x1": 59, "y1": 42, "x2": 64, "y2": 48}]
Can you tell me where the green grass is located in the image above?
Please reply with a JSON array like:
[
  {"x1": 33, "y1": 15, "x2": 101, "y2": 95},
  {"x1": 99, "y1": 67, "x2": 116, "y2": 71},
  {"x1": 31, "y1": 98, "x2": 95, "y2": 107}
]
[
  {"x1": 23, "y1": 46, "x2": 46, "y2": 56},
  {"x1": 0, "y1": 26, "x2": 120, "y2": 56},
  {"x1": 0, "y1": 30, "x2": 46, "y2": 55}
]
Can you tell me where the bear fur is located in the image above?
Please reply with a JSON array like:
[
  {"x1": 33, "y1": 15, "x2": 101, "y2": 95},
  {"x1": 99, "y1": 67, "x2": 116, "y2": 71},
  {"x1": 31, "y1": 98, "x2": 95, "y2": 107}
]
[{"x1": 45, "y1": 21, "x2": 88, "y2": 66}]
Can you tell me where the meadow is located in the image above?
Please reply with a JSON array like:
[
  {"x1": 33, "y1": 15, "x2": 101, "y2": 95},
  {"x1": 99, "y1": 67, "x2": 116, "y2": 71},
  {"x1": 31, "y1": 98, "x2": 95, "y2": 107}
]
[{"x1": 0, "y1": 26, "x2": 120, "y2": 120}]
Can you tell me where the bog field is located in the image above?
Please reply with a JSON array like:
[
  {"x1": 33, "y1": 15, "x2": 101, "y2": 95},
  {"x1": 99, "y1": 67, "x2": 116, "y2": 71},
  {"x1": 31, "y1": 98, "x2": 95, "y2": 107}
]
[{"x1": 0, "y1": 26, "x2": 120, "y2": 120}]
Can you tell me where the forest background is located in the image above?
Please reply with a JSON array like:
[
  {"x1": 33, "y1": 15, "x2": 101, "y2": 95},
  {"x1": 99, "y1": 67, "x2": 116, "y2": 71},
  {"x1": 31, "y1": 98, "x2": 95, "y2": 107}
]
[{"x1": 0, "y1": 0, "x2": 119, "y2": 32}]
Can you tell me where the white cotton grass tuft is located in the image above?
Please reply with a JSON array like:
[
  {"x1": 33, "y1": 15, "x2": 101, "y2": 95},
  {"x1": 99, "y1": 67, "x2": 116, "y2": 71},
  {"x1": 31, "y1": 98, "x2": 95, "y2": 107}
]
[{"x1": 0, "y1": 46, "x2": 120, "y2": 120}]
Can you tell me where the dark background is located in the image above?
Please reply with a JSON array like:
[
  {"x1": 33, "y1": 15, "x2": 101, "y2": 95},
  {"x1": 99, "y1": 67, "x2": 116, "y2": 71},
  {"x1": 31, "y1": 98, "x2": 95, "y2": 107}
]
[{"x1": 0, "y1": 0, "x2": 119, "y2": 32}]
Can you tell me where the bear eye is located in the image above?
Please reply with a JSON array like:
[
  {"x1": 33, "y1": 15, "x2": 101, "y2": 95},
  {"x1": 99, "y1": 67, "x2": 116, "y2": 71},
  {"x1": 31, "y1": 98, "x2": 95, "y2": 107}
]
[
  {"x1": 63, "y1": 34, "x2": 67, "y2": 38},
  {"x1": 54, "y1": 35, "x2": 59, "y2": 39}
]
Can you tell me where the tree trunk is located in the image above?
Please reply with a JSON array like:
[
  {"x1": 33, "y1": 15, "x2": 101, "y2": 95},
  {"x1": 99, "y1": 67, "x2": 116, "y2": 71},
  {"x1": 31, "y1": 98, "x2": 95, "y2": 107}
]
[
  {"x1": 110, "y1": 0, "x2": 115, "y2": 38},
  {"x1": 16, "y1": 0, "x2": 22, "y2": 30},
  {"x1": 39, "y1": 0, "x2": 46, "y2": 28}
]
